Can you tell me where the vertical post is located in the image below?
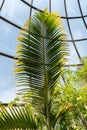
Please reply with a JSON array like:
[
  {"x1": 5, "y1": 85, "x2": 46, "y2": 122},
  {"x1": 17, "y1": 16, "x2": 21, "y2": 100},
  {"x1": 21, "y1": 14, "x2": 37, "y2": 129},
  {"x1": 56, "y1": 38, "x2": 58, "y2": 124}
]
[{"x1": 49, "y1": 0, "x2": 51, "y2": 12}]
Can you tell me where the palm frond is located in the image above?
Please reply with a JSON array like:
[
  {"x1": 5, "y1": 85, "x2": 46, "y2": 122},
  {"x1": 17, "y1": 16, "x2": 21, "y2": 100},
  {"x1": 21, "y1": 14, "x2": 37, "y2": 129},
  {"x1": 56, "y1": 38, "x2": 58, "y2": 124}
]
[
  {"x1": 14, "y1": 9, "x2": 68, "y2": 128},
  {"x1": 0, "y1": 105, "x2": 40, "y2": 130}
]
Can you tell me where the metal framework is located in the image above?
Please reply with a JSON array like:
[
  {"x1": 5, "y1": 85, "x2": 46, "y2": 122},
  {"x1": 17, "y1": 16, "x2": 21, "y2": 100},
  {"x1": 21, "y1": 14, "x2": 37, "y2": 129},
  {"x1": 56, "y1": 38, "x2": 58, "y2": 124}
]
[
  {"x1": 0, "y1": 0, "x2": 87, "y2": 105},
  {"x1": 0, "y1": 0, "x2": 87, "y2": 67}
]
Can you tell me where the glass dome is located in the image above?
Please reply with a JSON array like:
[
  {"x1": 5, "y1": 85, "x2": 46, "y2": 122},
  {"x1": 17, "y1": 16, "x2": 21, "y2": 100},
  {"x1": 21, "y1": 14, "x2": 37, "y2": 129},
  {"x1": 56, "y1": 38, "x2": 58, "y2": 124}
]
[{"x1": 0, "y1": 0, "x2": 87, "y2": 103}]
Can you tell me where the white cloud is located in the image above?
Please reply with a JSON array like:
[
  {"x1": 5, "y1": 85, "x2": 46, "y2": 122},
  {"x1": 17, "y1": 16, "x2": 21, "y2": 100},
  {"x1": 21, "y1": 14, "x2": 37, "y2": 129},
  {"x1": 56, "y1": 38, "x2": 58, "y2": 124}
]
[{"x1": 0, "y1": 88, "x2": 16, "y2": 103}]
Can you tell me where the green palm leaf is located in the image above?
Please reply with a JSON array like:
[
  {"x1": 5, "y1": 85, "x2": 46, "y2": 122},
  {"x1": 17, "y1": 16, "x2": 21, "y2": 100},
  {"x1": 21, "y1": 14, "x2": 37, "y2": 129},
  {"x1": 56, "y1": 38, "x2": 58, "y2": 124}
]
[
  {"x1": 14, "y1": 9, "x2": 68, "y2": 129},
  {"x1": 0, "y1": 9, "x2": 68, "y2": 130},
  {"x1": 0, "y1": 105, "x2": 40, "y2": 130}
]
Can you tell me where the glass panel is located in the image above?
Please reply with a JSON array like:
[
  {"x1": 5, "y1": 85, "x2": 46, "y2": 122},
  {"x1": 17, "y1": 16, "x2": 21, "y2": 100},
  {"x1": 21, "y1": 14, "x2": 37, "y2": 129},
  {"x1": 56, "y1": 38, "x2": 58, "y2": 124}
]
[
  {"x1": 65, "y1": 66, "x2": 78, "y2": 71},
  {"x1": 0, "y1": 20, "x2": 20, "y2": 56},
  {"x1": 31, "y1": 8, "x2": 37, "y2": 16},
  {"x1": 51, "y1": 0, "x2": 65, "y2": 16},
  {"x1": 0, "y1": 0, "x2": 87, "y2": 103},
  {"x1": 69, "y1": 19, "x2": 87, "y2": 39},
  {"x1": 1, "y1": 0, "x2": 30, "y2": 26},
  {"x1": 85, "y1": 17, "x2": 87, "y2": 24},
  {"x1": 0, "y1": 0, "x2": 3, "y2": 7},
  {"x1": 80, "y1": 0, "x2": 87, "y2": 15},
  {"x1": 25, "y1": 0, "x2": 31, "y2": 3},
  {"x1": 66, "y1": 0, "x2": 80, "y2": 17},
  {"x1": 62, "y1": 19, "x2": 71, "y2": 40},
  {"x1": 75, "y1": 41, "x2": 87, "y2": 58},
  {"x1": 66, "y1": 43, "x2": 81, "y2": 65},
  {"x1": 0, "y1": 56, "x2": 16, "y2": 103},
  {"x1": 33, "y1": 0, "x2": 48, "y2": 10}
]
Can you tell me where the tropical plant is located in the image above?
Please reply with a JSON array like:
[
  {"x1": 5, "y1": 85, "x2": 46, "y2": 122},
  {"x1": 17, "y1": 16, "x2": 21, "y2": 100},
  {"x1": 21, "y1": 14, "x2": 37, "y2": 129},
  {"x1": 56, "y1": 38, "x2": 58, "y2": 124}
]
[
  {"x1": 77, "y1": 57, "x2": 87, "y2": 83},
  {"x1": 0, "y1": 9, "x2": 70, "y2": 130},
  {"x1": 61, "y1": 66, "x2": 87, "y2": 130},
  {"x1": 53, "y1": 84, "x2": 87, "y2": 130}
]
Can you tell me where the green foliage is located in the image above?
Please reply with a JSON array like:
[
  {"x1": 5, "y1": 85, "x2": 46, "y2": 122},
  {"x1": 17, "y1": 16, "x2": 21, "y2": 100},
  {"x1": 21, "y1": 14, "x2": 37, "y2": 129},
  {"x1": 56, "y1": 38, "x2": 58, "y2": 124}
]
[
  {"x1": 0, "y1": 105, "x2": 40, "y2": 130},
  {"x1": 53, "y1": 84, "x2": 87, "y2": 129},
  {"x1": 61, "y1": 61, "x2": 87, "y2": 129},
  {"x1": 77, "y1": 58, "x2": 87, "y2": 83}
]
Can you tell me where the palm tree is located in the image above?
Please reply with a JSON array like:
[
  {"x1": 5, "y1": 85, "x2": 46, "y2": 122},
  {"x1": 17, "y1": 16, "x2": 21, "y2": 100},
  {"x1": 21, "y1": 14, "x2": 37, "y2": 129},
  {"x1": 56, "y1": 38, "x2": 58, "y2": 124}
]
[{"x1": 0, "y1": 9, "x2": 70, "y2": 130}]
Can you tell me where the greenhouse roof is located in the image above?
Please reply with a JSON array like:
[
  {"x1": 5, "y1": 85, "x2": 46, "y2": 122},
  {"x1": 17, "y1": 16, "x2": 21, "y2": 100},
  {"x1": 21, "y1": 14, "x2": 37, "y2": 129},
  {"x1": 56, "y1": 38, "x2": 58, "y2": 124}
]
[{"x1": 0, "y1": 0, "x2": 87, "y2": 103}]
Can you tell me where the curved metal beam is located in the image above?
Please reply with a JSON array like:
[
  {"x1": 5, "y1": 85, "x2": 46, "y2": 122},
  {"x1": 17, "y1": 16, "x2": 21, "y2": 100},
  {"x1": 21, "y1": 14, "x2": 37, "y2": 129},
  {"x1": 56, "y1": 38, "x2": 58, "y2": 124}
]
[
  {"x1": 0, "y1": 52, "x2": 83, "y2": 67},
  {"x1": 0, "y1": 16, "x2": 21, "y2": 29},
  {"x1": 78, "y1": 0, "x2": 87, "y2": 29},
  {"x1": 0, "y1": 0, "x2": 5, "y2": 11},
  {"x1": 20, "y1": 0, "x2": 87, "y2": 19},
  {"x1": 0, "y1": 52, "x2": 18, "y2": 60},
  {"x1": 1, "y1": 16, "x2": 87, "y2": 42},
  {"x1": 64, "y1": 0, "x2": 83, "y2": 63}
]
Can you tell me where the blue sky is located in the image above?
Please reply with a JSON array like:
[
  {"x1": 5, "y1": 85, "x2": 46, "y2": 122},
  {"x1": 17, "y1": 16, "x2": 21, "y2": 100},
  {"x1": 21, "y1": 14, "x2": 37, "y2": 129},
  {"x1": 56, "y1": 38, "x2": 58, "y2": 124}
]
[{"x1": 0, "y1": 0, "x2": 87, "y2": 103}]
